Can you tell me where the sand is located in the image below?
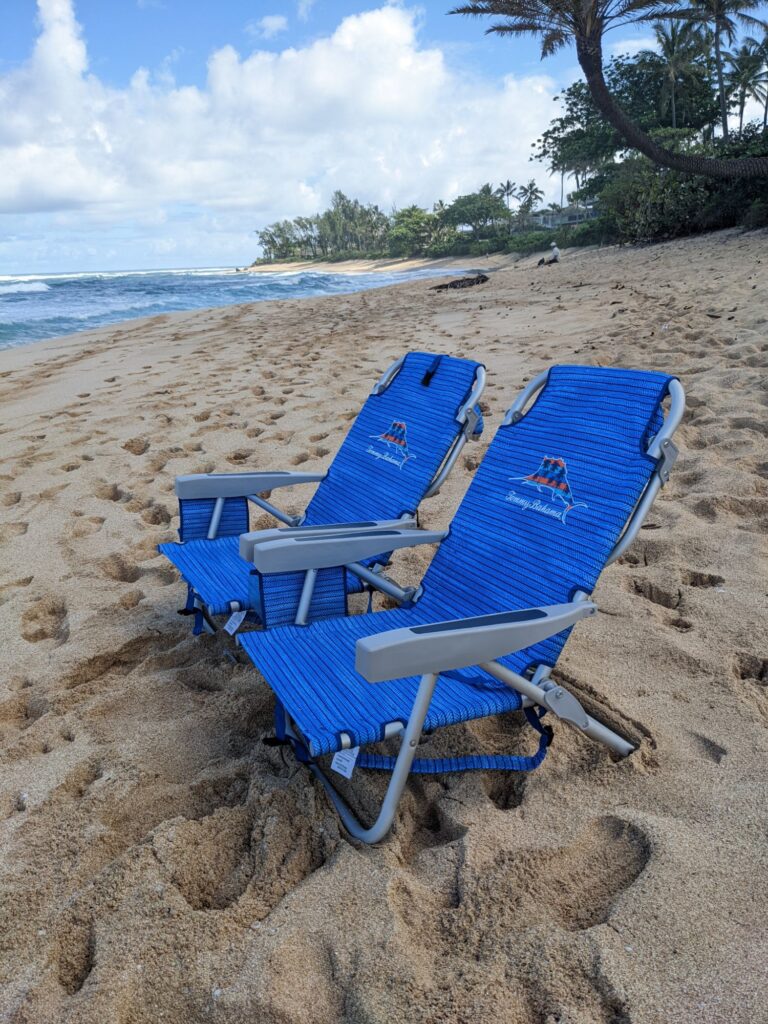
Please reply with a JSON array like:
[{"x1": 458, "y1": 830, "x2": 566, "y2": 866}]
[
  {"x1": 1, "y1": 227, "x2": 767, "y2": 1024},
  {"x1": 245, "y1": 253, "x2": 519, "y2": 275}
]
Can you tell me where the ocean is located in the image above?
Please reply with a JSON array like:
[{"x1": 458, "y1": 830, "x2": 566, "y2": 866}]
[{"x1": 0, "y1": 265, "x2": 461, "y2": 350}]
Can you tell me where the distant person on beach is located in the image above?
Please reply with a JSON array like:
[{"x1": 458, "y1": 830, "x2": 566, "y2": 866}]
[{"x1": 538, "y1": 242, "x2": 560, "y2": 267}]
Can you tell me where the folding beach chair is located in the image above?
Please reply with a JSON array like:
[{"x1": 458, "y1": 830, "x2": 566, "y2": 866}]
[
  {"x1": 237, "y1": 365, "x2": 684, "y2": 842},
  {"x1": 159, "y1": 353, "x2": 485, "y2": 633}
]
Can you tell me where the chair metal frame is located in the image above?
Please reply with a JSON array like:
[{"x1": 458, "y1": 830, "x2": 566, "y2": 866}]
[{"x1": 256, "y1": 371, "x2": 685, "y2": 843}]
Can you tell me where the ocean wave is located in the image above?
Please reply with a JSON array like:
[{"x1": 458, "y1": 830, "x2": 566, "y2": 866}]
[
  {"x1": 0, "y1": 264, "x2": 466, "y2": 349},
  {"x1": 0, "y1": 282, "x2": 52, "y2": 295}
]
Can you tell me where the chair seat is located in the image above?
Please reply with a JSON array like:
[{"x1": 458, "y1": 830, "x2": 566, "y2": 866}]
[
  {"x1": 160, "y1": 536, "x2": 369, "y2": 620},
  {"x1": 159, "y1": 537, "x2": 251, "y2": 615},
  {"x1": 239, "y1": 607, "x2": 524, "y2": 757}
]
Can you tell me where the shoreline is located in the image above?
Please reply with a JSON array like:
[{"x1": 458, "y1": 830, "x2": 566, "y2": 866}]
[
  {"x1": 1, "y1": 257, "x2": 514, "y2": 357},
  {"x1": 244, "y1": 252, "x2": 521, "y2": 275}
]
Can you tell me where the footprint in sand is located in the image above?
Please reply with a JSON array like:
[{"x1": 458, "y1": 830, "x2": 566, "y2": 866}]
[
  {"x1": 71, "y1": 514, "x2": 105, "y2": 539},
  {"x1": 630, "y1": 577, "x2": 682, "y2": 610},
  {"x1": 734, "y1": 653, "x2": 767, "y2": 689},
  {"x1": 223, "y1": 449, "x2": 249, "y2": 466},
  {"x1": 117, "y1": 588, "x2": 145, "y2": 609},
  {"x1": 99, "y1": 553, "x2": 142, "y2": 583},
  {"x1": 123, "y1": 437, "x2": 150, "y2": 455},
  {"x1": 140, "y1": 503, "x2": 171, "y2": 525},
  {"x1": 667, "y1": 615, "x2": 694, "y2": 633},
  {"x1": 487, "y1": 816, "x2": 650, "y2": 930},
  {"x1": 691, "y1": 494, "x2": 768, "y2": 528},
  {"x1": 0, "y1": 576, "x2": 33, "y2": 606},
  {"x1": 682, "y1": 570, "x2": 724, "y2": 589},
  {"x1": 690, "y1": 732, "x2": 727, "y2": 764},
  {"x1": 20, "y1": 596, "x2": 69, "y2": 644},
  {"x1": 93, "y1": 481, "x2": 129, "y2": 502},
  {"x1": 0, "y1": 522, "x2": 29, "y2": 543},
  {"x1": 152, "y1": 783, "x2": 329, "y2": 916}
]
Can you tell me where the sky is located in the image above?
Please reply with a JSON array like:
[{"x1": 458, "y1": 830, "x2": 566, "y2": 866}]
[{"x1": 0, "y1": 0, "x2": 658, "y2": 274}]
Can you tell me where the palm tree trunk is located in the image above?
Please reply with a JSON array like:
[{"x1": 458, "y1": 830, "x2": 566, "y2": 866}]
[
  {"x1": 576, "y1": 37, "x2": 768, "y2": 180},
  {"x1": 763, "y1": 90, "x2": 768, "y2": 129},
  {"x1": 671, "y1": 81, "x2": 677, "y2": 130},
  {"x1": 714, "y1": 31, "x2": 729, "y2": 141}
]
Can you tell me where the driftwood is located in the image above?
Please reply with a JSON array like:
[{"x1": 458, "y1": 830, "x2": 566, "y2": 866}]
[{"x1": 430, "y1": 273, "x2": 489, "y2": 292}]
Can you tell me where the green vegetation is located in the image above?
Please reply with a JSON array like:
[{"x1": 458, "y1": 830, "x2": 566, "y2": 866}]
[
  {"x1": 253, "y1": 181, "x2": 560, "y2": 262},
  {"x1": 533, "y1": 38, "x2": 768, "y2": 242},
  {"x1": 254, "y1": 6, "x2": 768, "y2": 264},
  {"x1": 453, "y1": 1, "x2": 768, "y2": 179}
]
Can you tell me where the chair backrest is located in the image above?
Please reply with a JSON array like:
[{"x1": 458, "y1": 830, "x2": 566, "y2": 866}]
[
  {"x1": 303, "y1": 352, "x2": 483, "y2": 525},
  {"x1": 417, "y1": 365, "x2": 677, "y2": 675}
]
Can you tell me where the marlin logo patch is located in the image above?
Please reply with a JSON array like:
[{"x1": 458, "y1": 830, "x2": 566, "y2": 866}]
[
  {"x1": 367, "y1": 420, "x2": 415, "y2": 469},
  {"x1": 505, "y1": 456, "x2": 587, "y2": 524}
]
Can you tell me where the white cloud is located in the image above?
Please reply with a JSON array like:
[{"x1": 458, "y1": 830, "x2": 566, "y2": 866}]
[
  {"x1": 247, "y1": 15, "x2": 289, "y2": 40},
  {"x1": 0, "y1": 1, "x2": 561, "y2": 272},
  {"x1": 298, "y1": 0, "x2": 316, "y2": 21},
  {"x1": 607, "y1": 36, "x2": 657, "y2": 58}
]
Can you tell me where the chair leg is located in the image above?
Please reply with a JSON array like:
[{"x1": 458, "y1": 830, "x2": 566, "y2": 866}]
[
  {"x1": 481, "y1": 661, "x2": 634, "y2": 757},
  {"x1": 308, "y1": 672, "x2": 439, "y2": 844}
]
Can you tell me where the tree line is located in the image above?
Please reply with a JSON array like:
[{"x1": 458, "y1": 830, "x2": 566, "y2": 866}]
[
  {"x1": 454, "y1": 0, "x2": 768, "y2": 180},
  {"x1": 254, "y1": 181, "x2": 551, "y2": 262},
  {"x1": 530, "y1": 9, "x2": 768, "y2": 241},
  {"x1": 253, "y1": 1, "x2": 768, "y2": 263}
]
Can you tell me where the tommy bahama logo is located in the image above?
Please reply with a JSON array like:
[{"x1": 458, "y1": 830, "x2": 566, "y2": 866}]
[
  {"x1": 367, "y1": 420, "x2": 415, "y2": 469},
  {"x1": 505, "y1": 456, "x2": 587, "y2": 524}
]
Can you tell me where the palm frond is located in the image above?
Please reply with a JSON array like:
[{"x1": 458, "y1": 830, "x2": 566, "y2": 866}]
[
  {"x1": 541, "y1": 27, "x2": 571, "y2": 52},
  {"x1": 488, "y1": 19, "x2": 561, "y2": 36}
]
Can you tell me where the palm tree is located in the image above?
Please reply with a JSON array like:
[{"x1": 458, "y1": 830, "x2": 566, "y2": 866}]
[
  {"x1": 516, "y1": 179, "x2": 544, "y2": 227},
  {"x1": 451, "y1": 1, "x2": 768, "y2": 179},
  {"x1": 495, "y1": 179, "x2": 518, "y2": 210},
  {"x1": 754, "y1": 33, "x2": 768, "y2": 127},
  {"x1": 653, "y1": 21, "x2": 708, "y2": 129},
  {"x1": 517, "y1": 179, "x2": 545, "y2": 209},
  {"x1": 681, "y1": 0, "x2": 768, "y2": 138},
  {"x1": 727, "y1": 39, "x2": 768, "y2": 131}
]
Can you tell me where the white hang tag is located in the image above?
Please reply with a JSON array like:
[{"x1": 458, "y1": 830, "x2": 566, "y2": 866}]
[
  {"x1": 331, "y1": 746, "x2": 360, "y2": 779},
  {"x1": 224, "y1": 610, "x2": 247, "y2": 635}
]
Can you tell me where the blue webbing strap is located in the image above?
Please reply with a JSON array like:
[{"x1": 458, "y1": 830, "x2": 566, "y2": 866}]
[
  {"x1": 356, "y1": 705, "x2": 552, "y2": 774},
  {"x1": 266, "y1": 699, "x2": 314, "y2": 764},
  {"x1": 421, "y1": 354, "x2": 443, "y2": 387},
  {"x1": 178, "y1": 584, "x2": 206, "y2": 636}
]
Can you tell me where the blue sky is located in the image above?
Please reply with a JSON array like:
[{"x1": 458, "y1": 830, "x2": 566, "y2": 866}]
[
  {"x1": 3, "y1": 1, "x2": 589, "y2": 85},
  {"x1": 0, "y1": 1, "x2": 654, "y2": 274}
]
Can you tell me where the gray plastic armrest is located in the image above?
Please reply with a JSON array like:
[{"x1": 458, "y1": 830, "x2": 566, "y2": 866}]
[
  {"x1": 355, "y1": 601, "x2": 597, "y2": 682},
  {"x1": 250, "y1": 527, "x2": 446, "y2": 574},
  {"x1": 239, "y1": 516, "x2": 417, "y2": 561},
  {"x1": 175, "y1": 471, "x2": 326, "y2": 500}
]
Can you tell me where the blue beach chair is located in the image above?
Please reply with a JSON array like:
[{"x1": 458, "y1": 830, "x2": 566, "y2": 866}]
[
  {"x1": 159, "y1": 353, "x2": 485, "y2": 633},
  {"x1": 237, "y1": 365, "x2": 685, "y2": 842}
]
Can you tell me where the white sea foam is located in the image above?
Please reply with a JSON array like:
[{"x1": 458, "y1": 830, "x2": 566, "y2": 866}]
[
  {"x1": 0, "y1": 267, "x2": 237, "y2": 284},
  {"x1": 0, "y1": 282, "x2": 51, "y2": 295}
]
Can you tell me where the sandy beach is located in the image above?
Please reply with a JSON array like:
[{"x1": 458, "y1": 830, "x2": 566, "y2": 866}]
[
  {"x1": 1, "y1": 227, "x2": 767, "y2": 1023},
  {"x1": 245, "y1": 253, "x2": 520, "y2": 275}
]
